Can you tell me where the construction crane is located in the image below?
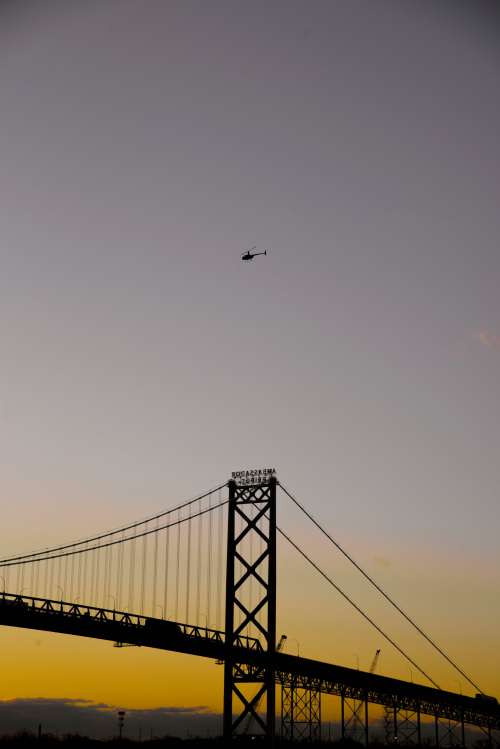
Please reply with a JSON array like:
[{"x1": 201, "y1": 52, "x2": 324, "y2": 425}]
[
  {"x1": 369, "y1": 648, "x2": 381, "y2": 674},
  {"x1": 352, "y1": 650, "x2": 381, "y2": 725},
  {"x1": 277, "y1": 634, "x2": 287, "y2": 653}
]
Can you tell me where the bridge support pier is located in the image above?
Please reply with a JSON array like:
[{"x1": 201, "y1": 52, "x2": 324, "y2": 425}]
[
  {"x1": 440, "y1": 716, "x2": 465, "y2": 749},
  {"x1": 223, "y1": 477, "x2": 277, "y2": 743},
  {"x1": 384, "y1": 705, "x2": 422, "y2": 747},
  {"x1": 280, "y1": 677, "x2": 321, "y2": 742},
  {"x1": 341, "y1": 691, "x2": 369, "y2": 747},
  {"x1": 485, "y1": 725, "x2": 500, "y2": 749}
]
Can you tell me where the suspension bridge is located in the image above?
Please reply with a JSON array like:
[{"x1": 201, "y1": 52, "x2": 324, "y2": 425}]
[{"x1": 1, "y1": 471, "x2": 499, "y2": 745}]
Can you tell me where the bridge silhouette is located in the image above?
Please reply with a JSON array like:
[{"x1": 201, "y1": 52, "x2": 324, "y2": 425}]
[{"x1": 1, "y1": 474, "x2": 499, "y2": 745}]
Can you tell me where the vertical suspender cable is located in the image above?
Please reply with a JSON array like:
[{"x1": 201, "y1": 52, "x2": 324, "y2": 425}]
[
  {"x1": 70, "y1": 549, "x2": 75, "y2": 601},
  {"x1": 175, "y1": 509, "x2": 181, "y2": 621},
  {"x1": 91, "y1": 544, "x2": 97, "y2": 606},
  {"x1": 163, "y1": 524, "x2": 169, "y2": 619},
  {"x1": 77, "y1": 549, "x2": 82, "y2": 601},
  {"x1": 152, "y1": 518, "x2": 159, "y2": 617},
  {"x1": 116, "y1": 533, "x2": 124, "y2": 611},
  {"x1": 34, "y1": 560, "x2": 39, "y2": 598},
  {"x1": 57, "y1": 554, "x2": 62, "y2": 597},
  {"x1": 95, "y1": 543, "x2": 101, "y2": 607},
  {"x1": 140, "y1": 525, "x2": 148, "y2": 616},
  {"x1": 82, "y1": 543, "x2": 88, "y2": 603},
  {"x1": 31, "y1": 560, "x2": 40, "y2": 596},
  {"x1": 43, "y1": 559, "x2": 49, "y2": 599},
  {"x1": 216, "y1": 491, "x2": 223, "y2": 628},
  {"x1": 129, "y1": 528, "x2": 136, "y2": 613},
  {"x1": 108, "y1": 542, "x2": 113, "y2": 604},
  {"x1": 63, "y1": 553, "x2": 69, "y2": 600},
  {"x1": 196, "y1": 499, "x2": 202, "y2": 625},
  {"x1": 30, "y1": 560, "x2": 35, "y2": 597},
  {"x1": 185, "y1": 506, "x2": 192, "y2": 624},
  {"x1": 207, "y1": 491, "x2": 213, "y2": 627},
  {"x1": 108, "y1": 540, "x2": 114, "y2": 607},
  {"x1": 103, "y1": 542, "x2": 109, "y2": 606},
  {"x1": 48, "y1": 556, "x2": 54, "y2": 600}
]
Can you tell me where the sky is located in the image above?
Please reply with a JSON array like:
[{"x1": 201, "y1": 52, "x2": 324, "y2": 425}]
[{"x1": 1, "y1": 0, "x2": 499, "y2": 737}]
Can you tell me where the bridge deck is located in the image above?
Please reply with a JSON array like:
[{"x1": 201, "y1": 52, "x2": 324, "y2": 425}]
[{"x1": 1, "y1": 593, "x2": 498, "y2": 731}]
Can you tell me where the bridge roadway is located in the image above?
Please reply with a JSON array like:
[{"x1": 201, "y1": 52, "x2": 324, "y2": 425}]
[{"x1": 1, "y1": 593, "x2": 499, "y2": 732}]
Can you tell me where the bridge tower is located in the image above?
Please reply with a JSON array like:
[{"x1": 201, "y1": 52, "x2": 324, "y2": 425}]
[{"x1": 223, "y1": 474, "x2": 277, "y2": 742}]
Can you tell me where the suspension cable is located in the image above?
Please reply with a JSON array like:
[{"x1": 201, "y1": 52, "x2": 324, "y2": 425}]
[
  {"x1": 0, "y1": 501, "x2": 229, "y2": 569},
  {"x1": 277, "y1": 523, "x2": 440, "y2": 689},
  {"x1": 0, "y1": 483, "x2": 228, "y2": 565},
  {"x1": 279, "y1": 481, "x2": 483, "y2": 694}
]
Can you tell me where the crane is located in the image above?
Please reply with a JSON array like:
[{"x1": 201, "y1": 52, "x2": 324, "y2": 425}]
[
  {"x1": 369, "y1": 648, "x2": 381, "y2": 674},
  {"x1": 352, "y1": 650, "x2": 381, "y2": 725},
  {"x1": 276, "y1": 634, "x2": 287, "y2": 653}
]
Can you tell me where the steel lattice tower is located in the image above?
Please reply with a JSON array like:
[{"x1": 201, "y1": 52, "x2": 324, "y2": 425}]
[
  {"x1": 281, "y1": 678, "x2": 321, "y2": 741},
  {"x1": 223, "y1": 476, "x2": 277, "y2": 742}
]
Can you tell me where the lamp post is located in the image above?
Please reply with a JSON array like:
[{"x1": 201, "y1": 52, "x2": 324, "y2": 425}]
[
  {"x1": 117, "y1": 711, "x2": 126, "y2": 740},
  {"x1": 289, "y1": 638, "x2": 300, "y2": 656},
  {"x1": 56, "y1": 586, "x2": 64, "y2": 601}
]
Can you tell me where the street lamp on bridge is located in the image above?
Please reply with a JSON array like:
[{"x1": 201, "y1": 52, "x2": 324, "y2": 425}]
[
  {"x1": 117, "y1": 710, "x2": 126, "y2": 740},
  {"x1": 288, "y1": 637, "x2": 300, "y2": 656},
  {"x1": 106, "y1": 595, "x2": 116, "y2": 611}
]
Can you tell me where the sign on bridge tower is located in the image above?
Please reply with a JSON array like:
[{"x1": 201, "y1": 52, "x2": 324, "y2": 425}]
[{"x1": 223, "y1": 471, "x2": 277, "y2": 742}]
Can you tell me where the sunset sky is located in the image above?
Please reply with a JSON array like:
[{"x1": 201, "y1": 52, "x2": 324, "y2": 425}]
[{"x1": 1, "y1": 0, "x2": 499, "y2": 738}]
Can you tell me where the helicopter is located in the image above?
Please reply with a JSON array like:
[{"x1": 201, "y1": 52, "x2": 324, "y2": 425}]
[{"x1": 241, "y1": 246, "x2": 268, "y2": 261}]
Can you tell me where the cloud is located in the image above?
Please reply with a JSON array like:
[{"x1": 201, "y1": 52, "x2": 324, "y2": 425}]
[
  {"x1": 477, "y1": 330, "x2": 500, "y2": 349},
  {"x1": 0, "y1": 698, "x2": 219, "y2": 739}
]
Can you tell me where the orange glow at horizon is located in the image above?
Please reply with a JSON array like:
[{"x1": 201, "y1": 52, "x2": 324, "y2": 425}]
[{"x1": 2, "y1": 536, "x2": 500, "y2": 714}]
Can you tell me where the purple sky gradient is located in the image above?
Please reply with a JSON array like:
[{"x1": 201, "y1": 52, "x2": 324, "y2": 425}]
[{"x1": 1, "y1": 0, "x2": 499, "y2": 701}]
